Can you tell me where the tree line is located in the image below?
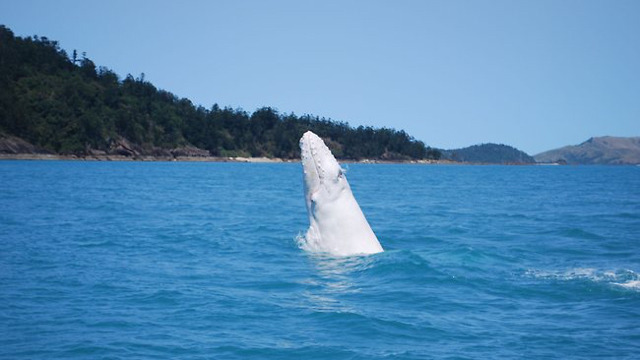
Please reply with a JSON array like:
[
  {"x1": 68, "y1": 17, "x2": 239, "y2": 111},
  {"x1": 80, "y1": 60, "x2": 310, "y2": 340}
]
[{"x1": 0, "y1": 25, "x2": 440, "y2": 160}]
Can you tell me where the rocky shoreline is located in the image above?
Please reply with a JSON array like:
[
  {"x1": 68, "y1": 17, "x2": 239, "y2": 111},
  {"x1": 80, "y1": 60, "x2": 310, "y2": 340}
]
[
  {"x1": 0, "y1": 153, "x2": 289, "y2": 163},
  {"x1": 0, "y1": 134, "x2": 285, "y2": 163},
  {"x1": 0, "y1": 134, "x2": 452, "y2": 164},
  {"x1": 0, "y1": 152, "x2": 452, "y2": 164}
]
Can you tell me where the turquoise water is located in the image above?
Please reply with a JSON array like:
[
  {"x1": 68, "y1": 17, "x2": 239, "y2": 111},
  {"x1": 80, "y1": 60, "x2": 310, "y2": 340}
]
[{"x1": 1, "y1": 161, "x2": 639, "y2": 359}]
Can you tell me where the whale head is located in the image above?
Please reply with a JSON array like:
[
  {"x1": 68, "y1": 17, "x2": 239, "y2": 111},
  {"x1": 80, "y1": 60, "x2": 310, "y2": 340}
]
[
  {"x1": 300, "y1": 131, "x2": 349, "y2": 212},
  {"x1": 299, "y1": 131, "x2": 383, "y2": 256}
]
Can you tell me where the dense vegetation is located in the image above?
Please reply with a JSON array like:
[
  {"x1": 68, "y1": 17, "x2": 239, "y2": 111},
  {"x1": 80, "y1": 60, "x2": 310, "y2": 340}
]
[
  {"x1": 441, "y1": 143, "x2": 535, "y2": 164},
  {"x1": 0, "y1": 26, "x2": 440, "y2": 160}
]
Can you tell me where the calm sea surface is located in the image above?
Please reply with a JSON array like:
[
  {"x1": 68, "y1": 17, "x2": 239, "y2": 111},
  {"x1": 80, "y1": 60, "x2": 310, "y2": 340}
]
[{"x1": 1, "y1": 161, "x2": 639, "y2": 359}]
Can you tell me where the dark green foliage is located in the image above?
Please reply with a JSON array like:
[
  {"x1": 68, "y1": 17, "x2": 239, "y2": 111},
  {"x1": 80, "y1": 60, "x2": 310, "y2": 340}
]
[{"x1": 0, "y1": 25, "x2": 440, "y2": 159}]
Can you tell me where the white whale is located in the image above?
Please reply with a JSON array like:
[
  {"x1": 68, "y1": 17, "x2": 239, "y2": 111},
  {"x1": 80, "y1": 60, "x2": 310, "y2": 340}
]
[{"x1": 299, "y1": 131, "x2": 384, "y2": 256}]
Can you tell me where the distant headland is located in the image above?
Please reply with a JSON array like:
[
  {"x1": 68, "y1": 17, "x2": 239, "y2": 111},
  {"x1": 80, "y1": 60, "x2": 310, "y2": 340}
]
[{"x1": 534, "y1": 136, "x2": 640, "y2": 165}]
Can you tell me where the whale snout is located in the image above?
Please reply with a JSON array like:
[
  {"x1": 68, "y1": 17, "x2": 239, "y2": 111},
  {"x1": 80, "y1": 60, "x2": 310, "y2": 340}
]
[
  {"x1": 299, "y1": 131, "x2": 323, "y2": 158},
  {"x1": 300, "y1": 131, "x2": 342, "y2": 186},
  {"x1": 300, "y1": 130, "x2": 317, "y2": 143}
]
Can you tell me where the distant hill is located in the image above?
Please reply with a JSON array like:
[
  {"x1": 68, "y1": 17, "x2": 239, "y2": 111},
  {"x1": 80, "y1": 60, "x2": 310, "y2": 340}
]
[
  {"x1": 534, "y1": 136, "x2": 640, "y2": 165},
  {"x1": 0, "y1": 25, "x2": 439, "y2": 161},
  {"x1": 441, "y1": 143, "x2": 535, "y2": 164}
]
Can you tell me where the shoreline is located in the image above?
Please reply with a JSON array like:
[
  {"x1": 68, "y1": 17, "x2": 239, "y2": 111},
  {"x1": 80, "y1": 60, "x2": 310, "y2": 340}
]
[
  {"x1": 0, "y1": 153, "x2": 290, "y2": 163},
  {"x1": 0, "y1": 153, "x2": 457, "y2": 164},
  {"x1": 0, "y1": 154, "x2": 595, "y2": 165}
]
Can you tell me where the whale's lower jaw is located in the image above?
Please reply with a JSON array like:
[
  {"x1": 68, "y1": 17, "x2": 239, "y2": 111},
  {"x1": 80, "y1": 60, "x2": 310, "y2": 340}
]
[
  {"x1": 301, "y1": 195, "x2": 384, "y2": 256},
  {"x1": 299, "y1": 131, "x2": 384, "y2": 257}
]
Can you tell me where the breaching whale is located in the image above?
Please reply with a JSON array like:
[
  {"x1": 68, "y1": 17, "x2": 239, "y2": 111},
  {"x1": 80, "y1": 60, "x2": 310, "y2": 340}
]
[{"x1": 299, "y1": 131, "x2": 384, "y2": 256}]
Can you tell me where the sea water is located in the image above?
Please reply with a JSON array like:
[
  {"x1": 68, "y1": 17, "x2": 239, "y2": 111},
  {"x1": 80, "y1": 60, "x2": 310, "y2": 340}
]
[{"x1": 1, "y1": 161, "x2": 639, "y2": 359}]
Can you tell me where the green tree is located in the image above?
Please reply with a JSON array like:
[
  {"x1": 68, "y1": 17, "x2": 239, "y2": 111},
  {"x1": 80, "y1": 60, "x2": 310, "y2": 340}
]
[{"x1": 0, "y1": 25, "x2": 441, "y2": 161}]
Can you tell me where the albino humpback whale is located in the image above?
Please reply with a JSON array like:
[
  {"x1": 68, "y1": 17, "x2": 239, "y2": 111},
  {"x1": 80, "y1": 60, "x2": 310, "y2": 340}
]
[{"x1": 299, "y1": 131, "x2": 384, "y2": 256}]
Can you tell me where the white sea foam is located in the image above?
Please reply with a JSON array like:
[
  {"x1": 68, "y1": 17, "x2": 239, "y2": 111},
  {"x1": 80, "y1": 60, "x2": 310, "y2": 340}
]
[
  {"x1": 614, "y1": 280, "x2": 640, "y2": 290},
  {"x1": 526, "y1": 268, "x2": 640, "y2": 291},
  {"x1": 295, "y1": 228, "x2": 321, "y2": 254}
]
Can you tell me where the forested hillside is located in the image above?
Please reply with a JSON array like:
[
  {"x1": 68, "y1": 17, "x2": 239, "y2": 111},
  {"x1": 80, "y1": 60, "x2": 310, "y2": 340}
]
[
  {"x1": 0, "y1": 26, "x2": 440, "y2": 160},
  {"x1": 441, "y1": 143, "x2": 535, "y2": 164}
]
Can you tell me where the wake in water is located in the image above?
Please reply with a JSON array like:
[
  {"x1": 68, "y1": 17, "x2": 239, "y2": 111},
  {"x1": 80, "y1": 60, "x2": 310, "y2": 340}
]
[{"x1": 526, "y1": 268, "x2": 640, "y2": 291}]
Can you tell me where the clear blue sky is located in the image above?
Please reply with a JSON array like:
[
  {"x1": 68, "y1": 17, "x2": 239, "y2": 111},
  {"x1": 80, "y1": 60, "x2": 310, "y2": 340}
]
[{"x1": 2, "y1": 0, "x2": 639, "y2": 154}]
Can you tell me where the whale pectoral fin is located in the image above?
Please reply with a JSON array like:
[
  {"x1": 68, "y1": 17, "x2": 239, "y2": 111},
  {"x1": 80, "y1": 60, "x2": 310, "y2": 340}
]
[{"x1": 310, "y1": 191, "x2": 319, "y2": 214}]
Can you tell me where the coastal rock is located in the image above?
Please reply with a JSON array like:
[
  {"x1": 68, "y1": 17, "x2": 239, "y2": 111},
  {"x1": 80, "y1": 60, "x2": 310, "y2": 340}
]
[
  {"x1": 170, "y1": 145, "x2": 210, "y2": 157},
  {"x1": 0, "y1": 135, "x2": 50, "y2": 154},
  {"x1": 108, "y1": 137, "x2": 140, "y2": 157}
]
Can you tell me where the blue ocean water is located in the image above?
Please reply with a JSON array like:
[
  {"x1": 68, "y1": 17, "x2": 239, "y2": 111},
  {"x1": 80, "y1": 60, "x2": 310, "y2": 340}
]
[{"x1": 1, "y1": 161, "x2": 639, "y2": 359}]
